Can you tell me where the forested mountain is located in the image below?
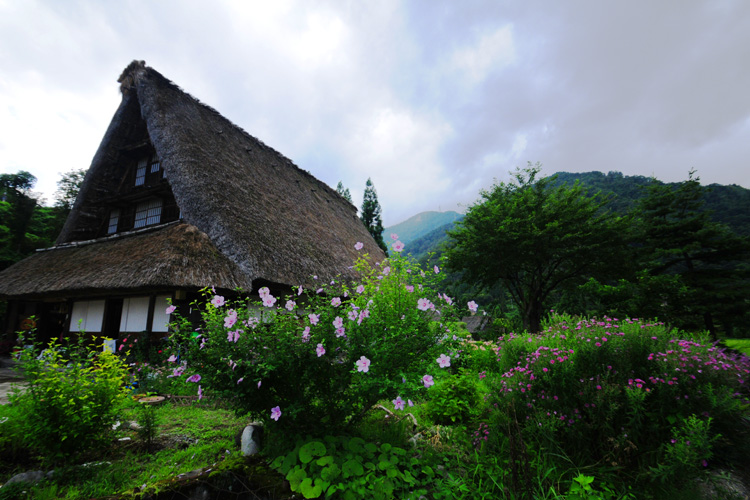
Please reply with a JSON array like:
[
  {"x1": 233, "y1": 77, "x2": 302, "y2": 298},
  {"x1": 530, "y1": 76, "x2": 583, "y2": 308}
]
[
  {"x1": 401, "y1": 171, "x2": 750, "y2": 261},
  {"x1": 383, "y1": 211, "x2": 463, "y2": 246},
  {"x1": 552, "y1": 171, "x2": 750, "y2": 235}
]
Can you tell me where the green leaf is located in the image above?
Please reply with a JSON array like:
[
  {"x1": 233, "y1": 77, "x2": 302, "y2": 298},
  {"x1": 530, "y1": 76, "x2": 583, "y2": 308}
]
[
  {"x1": 316, "y1": 455, "x2": 335, "y2": 467},
  {"x1": 342, "y1": 459, "x2": 364, "y2": 478},
  {"x1": 286, "y1": 466, "x2": 307, "y2": 491},
  {"x1": 299, "y1": 441, "x2": 327, "y2": 464},
  {"x1": 321, "y1": 464, "x2": 341, "y2": 482},
  {"x1": 299, "y1": 477, "x2": 324, "y2": 499}
]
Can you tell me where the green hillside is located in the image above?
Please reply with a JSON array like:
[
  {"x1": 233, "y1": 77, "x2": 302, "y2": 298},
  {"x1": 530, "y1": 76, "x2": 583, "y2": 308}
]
[{"x1": 383, "y1": 210, "x2": 463, "y2": 246}]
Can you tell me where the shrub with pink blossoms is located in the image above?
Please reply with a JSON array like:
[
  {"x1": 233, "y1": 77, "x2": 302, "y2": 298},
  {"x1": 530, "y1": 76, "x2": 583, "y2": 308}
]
[{"x1": 165, "y1": 247, "x2": 460, "y2": 433}]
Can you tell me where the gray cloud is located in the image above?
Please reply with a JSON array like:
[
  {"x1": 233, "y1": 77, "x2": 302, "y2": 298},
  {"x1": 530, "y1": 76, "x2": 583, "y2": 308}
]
[{"x1": 1, "y1": 0, "x2": 748, "y2": 226}]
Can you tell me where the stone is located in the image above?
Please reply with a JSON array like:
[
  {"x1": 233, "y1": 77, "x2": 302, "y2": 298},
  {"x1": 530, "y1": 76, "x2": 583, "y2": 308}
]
[
  {"x1": 239, "y1": 423, "x2": 264, "y2": 456},
  {"x1": 4, "y1": 470, "x2": 46, "y2": 486}
]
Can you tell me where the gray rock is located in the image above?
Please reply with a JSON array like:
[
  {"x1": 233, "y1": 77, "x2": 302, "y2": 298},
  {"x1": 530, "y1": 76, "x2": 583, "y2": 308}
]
[
  {"x1": 4, "y1": 470, "x2": 46, "y2": 486},
  {"x1": 240, "y1": 423, "x2": 263, "y2": 456}
]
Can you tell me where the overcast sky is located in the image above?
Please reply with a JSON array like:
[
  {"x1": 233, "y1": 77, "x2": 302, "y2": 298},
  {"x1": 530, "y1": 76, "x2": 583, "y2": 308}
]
[{"x1": 2, "y1": 1, "x2": 749, "y2": 226}]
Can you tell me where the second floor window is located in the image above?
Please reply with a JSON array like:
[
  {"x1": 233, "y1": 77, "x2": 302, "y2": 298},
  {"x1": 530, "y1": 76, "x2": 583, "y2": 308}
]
[
  {"x1": 134, "y1": 198, "x2": 163, "y2": 228},
  {"x1": 107, "y1": 209, "x2": 120, "y2": 234},
  {"x1": 134, "y1": 154, "x2": 160, "y2": 187}
]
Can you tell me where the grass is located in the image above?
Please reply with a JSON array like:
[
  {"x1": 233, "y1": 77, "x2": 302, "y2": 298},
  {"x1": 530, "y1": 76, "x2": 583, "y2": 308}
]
[
  {"x1": 723, "y1": 338, "x2": 750, "y2": 356},
  {"x1": 0, "y1": 399, "x2": 252, "y2": 499}
]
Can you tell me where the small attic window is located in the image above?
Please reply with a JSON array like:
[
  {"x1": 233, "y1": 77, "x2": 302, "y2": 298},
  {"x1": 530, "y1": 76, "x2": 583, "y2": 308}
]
[
  {"x1": 134, "y1": 198, "x2": 162, "y2": 228},
  {"x1": 107, "y1": 209, "x2": 120, "y2": 234},
  {"x1": 134, "y1": 154, "x2": 161, "y2": 186}
]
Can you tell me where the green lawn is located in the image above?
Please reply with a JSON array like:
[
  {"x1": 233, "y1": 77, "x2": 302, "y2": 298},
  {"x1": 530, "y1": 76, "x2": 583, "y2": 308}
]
[{"x1": 724, "y1": 338, "x2": 750, "y2": 356}]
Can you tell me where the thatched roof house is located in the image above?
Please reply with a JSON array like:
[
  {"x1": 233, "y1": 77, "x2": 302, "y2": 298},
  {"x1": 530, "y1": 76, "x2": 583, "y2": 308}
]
[{"x1": 0, "y1": 60, "x2": 384, "y2": 342}]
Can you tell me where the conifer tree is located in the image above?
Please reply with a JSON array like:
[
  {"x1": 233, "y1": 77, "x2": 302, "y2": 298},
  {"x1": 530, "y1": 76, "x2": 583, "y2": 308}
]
[
  {"x1": 335, "y1": 181, "x2": 352, "y2": 204},
  {"x1": 360, "y1": 178, "x2": 388, "y2": 255}
]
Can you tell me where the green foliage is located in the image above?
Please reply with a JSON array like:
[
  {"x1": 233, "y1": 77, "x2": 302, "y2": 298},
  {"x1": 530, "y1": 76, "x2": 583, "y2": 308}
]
[
  {"x1": 167, "y1": 251, "x2": 460, "y2": 433},
  {"x1": 336, "y1": 181, "x2": 353, "y2": 204},
  {"x1": 135, "y1": 403, "x2": 161, "y2": 451},
  {"x1": 488, "y1": 314, "x2": 750, "y2": 484},
  {"x1": 271, "y1": 435, "x2": 429, "y2": 499},
  {"x1": 566, "y1": 474, "x2": 622, "y2": 500},
  {"x1": 445, "y1": 163, "x2": 627, "y2": 333},
  {"x1": 425, "y1": 372, "x2": 484, "y2": 425},
  {"x1": 360, "y1": 177, "x2": 388, "y2": 254},
  {"x1": 9, "y1": 333, "x2": 130, "y2": 463},
  {"x1": 649, "y1": 415, "x2": 716, "y2": 484}
]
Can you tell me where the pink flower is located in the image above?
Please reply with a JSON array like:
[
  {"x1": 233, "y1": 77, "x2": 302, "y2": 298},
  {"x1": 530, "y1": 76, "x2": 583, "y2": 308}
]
[
  {"x1": 468, "y1": 301, "x2": 478, "y2": 313},
  {"x1": 316, "y1": 343, "x2": 326, "y2": 357},
  {"x1": 417, "y1": 298, "x2": 432, "y2": 311},
  {"x1": 355, "y1": 242, "x2": 364, "y2": 250},
  {"x1": 167, "y1": 355, "x2": 177, "y2": 363},
  {"x1": 333, "y1": 316, "x2": 344, "y2": 328},
  {"x1": 442, "y1": 294, "x2": 453, "y2": 305},
  {"x1": 331, "y1": 297, "x2": 341, "y2": 307},
  {"x1": 262, "y1": 294, "x2": 277, "y2": 307},
  {"x1": 298, "y1": 286, "x2": 303, "y2": 296},
  {"x1": 393, "y1": 396, "x2": 405, "y2": 411},
  {"x1": 355, "y1": 356, "x2": 371, "y2": 373},
  {"x1": 434, "y1": 265, "x2": 440, "y2": 274},
  {"x1": 422, "y1": 374, "x2": 434, "y2": 388},
  {"x1": 392, "y1": 240, "x2": 405, "y2": 252},
  {"x1": 258, "y1": 287, "x2": 270, "y2": 298},
  {"x1": 390, "y1": 233, "x2": 399, "y2": 241},
  {"x1": 308, "y1": 313, "x2": 320, "y2": 325},
  {"x1": 405, "y1": 285, "x2": 414, "y2": 293},
  {"x1": 382, "y1": 266, "x2": 391, "y2": 276},
  {"x1": 166, "y1": 305, "x2": 176, "y2": 315},
  {"x1": 211, "y1": 295, "x2": 225, "y2": 307},
  {"x1": 285, "y1": 300, "x2": 296, "y2": 311},
  {"x1": 408, "y1": 399, "x2": 414, "y2": 407},
  {"x1": 302, "y1": 326, "x2": 311, "y2": 342},
  {"x1": 198, "y1": 385, "x2": 203, "y2": 400},
  {"x1": 186, "y1": 374, "x2": 201, "y2": 383},
  {"x1": 227, "y1": 330, "x2": 240, "y2": 343},
  {"x1": 347, "y1": 310, "x2": 358, "y2": 321},
  {"x1": 336, "y1": 327, "x2": 346, "y2": 337},
  {"x1": 236, "y1": 378, "x2": 244, "y2": 384},
  {"x1": 356, "y1": 284, "x2": 365, "y2": 294},
  {"x1": 258, "y1": 380, "x2": 262, "y2": 388},
  {"x1": 271, "y1": 406, "x2": 282, "y2": 421},
  {"x1": 357, "y1": 309, "x2": 370, "y2": 325},
  {"x1": 437, "y1": 354, "x2": 451, "y2": 368},
  {"x1": 224, "y1": 315, "x2": 237, "y2": 328}
]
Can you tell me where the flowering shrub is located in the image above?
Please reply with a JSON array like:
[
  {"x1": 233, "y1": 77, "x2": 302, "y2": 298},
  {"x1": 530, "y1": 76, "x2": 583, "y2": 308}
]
[
  {"x1": 488, "y1": 313, "x2": 750, "y2": 480},
  {"x1": 166, "y1": 245, "x2": 462, "y2": 432}
]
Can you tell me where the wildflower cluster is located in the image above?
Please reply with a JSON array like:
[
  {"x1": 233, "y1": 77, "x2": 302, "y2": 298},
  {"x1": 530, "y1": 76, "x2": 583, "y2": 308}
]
[
  {"x1": 489, "y1": 312, "x2": 750, "y2": 475},
  {"x1": 165, "y1": 238, "x2": 465, "y2": 432}
]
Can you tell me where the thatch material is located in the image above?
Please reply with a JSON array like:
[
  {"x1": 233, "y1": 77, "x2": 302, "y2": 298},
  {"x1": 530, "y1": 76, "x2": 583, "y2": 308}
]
[
  {"x1": 3, "y1": 61, "x2": 384, "y2": 298},
  {"x1": 0, "y1": 223, "x2": 253, "y2": 299}
]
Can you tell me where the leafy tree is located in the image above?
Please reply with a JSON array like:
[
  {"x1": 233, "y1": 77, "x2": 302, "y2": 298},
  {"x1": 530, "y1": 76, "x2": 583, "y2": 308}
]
[
  {"x1": 634, "y1": 170, "x2": 750, "y2": 337},
  {"x1": 335, "y1": 181, "x2": 352, "y2": 204},
  {"x1": 360, "y1": 178, "x2": 387, "y2": 254},
  {"x1": 0, "y1": 171, "x2": 39, "y2": 269},
  {"x1": 444, "y1": 164, "x2": 626, "y2": 333},
  {"x1": 54, "y1": 168, "x2": 86, "y2": 211}
]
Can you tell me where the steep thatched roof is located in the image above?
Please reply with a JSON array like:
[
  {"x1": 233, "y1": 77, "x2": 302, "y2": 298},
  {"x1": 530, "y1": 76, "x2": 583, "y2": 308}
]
[
  {"x1": 0, "y1": 223, "x2": 253, "y2": 299},
  {"x1": 1, "y1": 61, "x2": 384, "y2": 298}
]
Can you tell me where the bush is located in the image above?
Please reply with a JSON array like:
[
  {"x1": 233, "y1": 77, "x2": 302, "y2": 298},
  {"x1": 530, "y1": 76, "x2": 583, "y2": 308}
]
[
  {"x1": 425, "y1": 371, "x2": 485, "y2": 425},
  {"x1": 9, "y1": 334, "x2": 130, "y2": 463},
  {"x1": 488, "y1": 313, "x2": 750, "y2": 484},
  {"x1": 166, "y1": 249, "x2": 463, "y2": 433}
]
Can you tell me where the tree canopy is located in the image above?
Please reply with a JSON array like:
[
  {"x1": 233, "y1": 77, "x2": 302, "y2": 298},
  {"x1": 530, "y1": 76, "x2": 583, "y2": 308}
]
[{"x1": 444, "y1": 164, "x2": 626, "y2": 333}]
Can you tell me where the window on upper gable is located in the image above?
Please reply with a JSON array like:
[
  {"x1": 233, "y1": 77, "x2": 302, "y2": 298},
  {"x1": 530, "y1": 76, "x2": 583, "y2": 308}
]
[
  {"x1": 134, "y1": 153, "x2": 161, "y2": 186},
  {"x1": 107, "y1": 209, "x2": 120, "y2": 234},
  {"x1": 134, "y1": 198, "x2": 162, "y2": 228}
]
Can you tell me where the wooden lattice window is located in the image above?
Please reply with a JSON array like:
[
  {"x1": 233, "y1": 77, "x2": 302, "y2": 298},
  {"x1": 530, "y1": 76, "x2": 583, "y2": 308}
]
[
  {"x1": 107, "y1": 209, "x2": 120, "y2": 234},
  {"x1": 134, "y1": 154, "x2": 161, "y2": 186},
  {"x1": 134, "y1": 198, "x2": 162, "y2": 228}
]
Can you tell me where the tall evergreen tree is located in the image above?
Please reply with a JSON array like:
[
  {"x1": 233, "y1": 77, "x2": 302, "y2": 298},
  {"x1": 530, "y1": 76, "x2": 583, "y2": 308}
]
[
  {"x1": 360, "y1": 178, "x2": 388, "y2": 254},
  {"x1": 335, "y1": 181, "x2": 352, "y2": 204},
  {"x1": 635, "y1": 170, "x2": 750, "y2": 337}
]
